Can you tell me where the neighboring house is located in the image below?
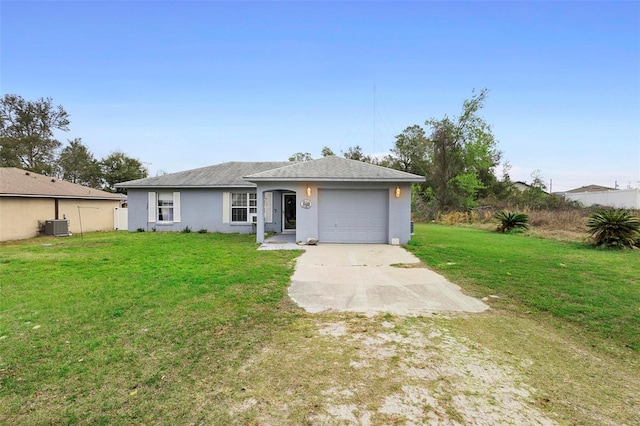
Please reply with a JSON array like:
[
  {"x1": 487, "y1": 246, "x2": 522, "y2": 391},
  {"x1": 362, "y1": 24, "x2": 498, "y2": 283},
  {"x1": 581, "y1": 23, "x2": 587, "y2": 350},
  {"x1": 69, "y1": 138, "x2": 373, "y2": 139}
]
[
  {"x1": 512, "y1": 181, "x2": 550, "y2": 194},
  {"x1": 0, "y1": 167, "x2": 126, "y2": 241},
  {"x1": 563, "y1": 185, "x2": 640, "y2": 209},
  {"x1": 116, "y1": 156, "x2": 425, "y2": 244},
  {"x1": 512, "y1": 181, "x2": 534, "y2": 192}
]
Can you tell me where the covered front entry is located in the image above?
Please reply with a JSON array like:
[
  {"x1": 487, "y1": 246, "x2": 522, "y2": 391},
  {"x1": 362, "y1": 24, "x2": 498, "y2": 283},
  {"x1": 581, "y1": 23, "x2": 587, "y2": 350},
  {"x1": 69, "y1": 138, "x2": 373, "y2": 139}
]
[{"x1": 318, "y1": 189, "x2": 388, "y2": 243}]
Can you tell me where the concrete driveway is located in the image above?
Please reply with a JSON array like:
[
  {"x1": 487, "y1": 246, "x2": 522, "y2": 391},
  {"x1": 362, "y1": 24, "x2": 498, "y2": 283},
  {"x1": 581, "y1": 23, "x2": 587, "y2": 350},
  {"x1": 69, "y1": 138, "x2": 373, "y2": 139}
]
[{"x1": 289, "y1": 244, "x2": 488, "y2": 315}]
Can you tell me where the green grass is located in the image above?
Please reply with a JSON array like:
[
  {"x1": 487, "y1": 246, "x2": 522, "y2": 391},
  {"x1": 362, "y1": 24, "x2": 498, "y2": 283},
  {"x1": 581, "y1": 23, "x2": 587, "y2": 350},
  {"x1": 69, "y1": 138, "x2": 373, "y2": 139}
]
[
  {"x1": 406, "y1": 223, "x2": 640, "y2": 351},
  {"x1": 2, "y1": 227, "x2": 639, "y2": 424},
  {"x1": 0, "y1": 232, "x2": 301, "y2": 424}
]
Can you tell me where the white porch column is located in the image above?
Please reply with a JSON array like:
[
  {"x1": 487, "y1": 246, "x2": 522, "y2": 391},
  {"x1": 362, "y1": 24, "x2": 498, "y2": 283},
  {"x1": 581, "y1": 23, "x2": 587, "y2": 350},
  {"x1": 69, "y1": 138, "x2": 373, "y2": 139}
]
[{"x1": 256, "y1": 187, "x2": 265, "y2": 243}]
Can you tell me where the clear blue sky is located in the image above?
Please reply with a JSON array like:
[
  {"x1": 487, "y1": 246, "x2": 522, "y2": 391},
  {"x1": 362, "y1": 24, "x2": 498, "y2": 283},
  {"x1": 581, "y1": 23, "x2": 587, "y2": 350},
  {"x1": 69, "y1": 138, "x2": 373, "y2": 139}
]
[{"x1": 2, "y1": 1, "x2": 639, "y2": 191}]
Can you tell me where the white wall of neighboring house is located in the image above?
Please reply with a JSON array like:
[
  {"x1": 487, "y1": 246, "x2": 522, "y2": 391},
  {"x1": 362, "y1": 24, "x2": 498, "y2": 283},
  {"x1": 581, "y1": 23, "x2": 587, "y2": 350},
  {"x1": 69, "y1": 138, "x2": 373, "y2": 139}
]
[{"x1": 564, "y1": 188, "x2": 640, "y2": 209}]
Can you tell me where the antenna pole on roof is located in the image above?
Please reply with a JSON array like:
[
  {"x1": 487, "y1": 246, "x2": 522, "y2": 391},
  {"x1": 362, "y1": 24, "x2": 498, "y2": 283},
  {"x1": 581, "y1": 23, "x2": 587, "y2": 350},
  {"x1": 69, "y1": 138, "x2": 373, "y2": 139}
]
[{"x1": 373, "y1": 83, "x2": 376, "y2": 156}]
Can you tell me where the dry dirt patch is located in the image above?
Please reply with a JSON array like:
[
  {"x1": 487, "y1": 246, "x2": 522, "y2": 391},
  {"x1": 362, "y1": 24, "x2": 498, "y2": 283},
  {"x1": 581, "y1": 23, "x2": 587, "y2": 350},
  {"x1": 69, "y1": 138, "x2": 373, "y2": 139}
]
[{"x1": 231, "y1": 314, "x2": 558, "y2": 425}]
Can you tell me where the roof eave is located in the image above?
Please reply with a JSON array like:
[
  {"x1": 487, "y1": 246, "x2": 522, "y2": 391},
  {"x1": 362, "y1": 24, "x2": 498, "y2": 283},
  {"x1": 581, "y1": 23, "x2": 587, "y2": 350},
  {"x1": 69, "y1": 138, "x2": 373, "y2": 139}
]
[
  {"x1": 116, "y1": 183, "x2": 258, "y2": 189},
  {"x1": 0, "y1": 193, "x2": 125, "y2": 200},
  {"x1": 244, "y1": 177, "x2": 425, "y2": 183}
]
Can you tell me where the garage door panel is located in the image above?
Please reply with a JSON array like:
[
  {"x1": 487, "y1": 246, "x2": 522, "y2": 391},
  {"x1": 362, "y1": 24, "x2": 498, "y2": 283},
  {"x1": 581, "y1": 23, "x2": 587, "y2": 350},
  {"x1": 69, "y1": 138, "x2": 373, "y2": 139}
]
[{"x1": 319, "y1": 189, "x2": 388, "y2": 243}]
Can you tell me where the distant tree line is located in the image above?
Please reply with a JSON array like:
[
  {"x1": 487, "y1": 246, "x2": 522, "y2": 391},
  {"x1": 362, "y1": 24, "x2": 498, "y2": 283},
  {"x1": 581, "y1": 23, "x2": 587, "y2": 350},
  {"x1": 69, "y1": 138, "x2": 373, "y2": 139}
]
[
  {"x1": 290, "y1": 89, "x2": 504, "y2": 213},
  {"x1": 289, "y1": 89, "x2": 566, "y2": 216},
  {"x1": 0, "y1": 94, "x2": 147, "y2": 193}
]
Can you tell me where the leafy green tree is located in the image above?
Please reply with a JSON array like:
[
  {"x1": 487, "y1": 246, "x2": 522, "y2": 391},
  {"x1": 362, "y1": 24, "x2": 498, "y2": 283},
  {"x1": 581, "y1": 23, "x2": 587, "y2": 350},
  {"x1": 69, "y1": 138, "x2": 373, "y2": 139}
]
[
  {"x1": 101, "y1": 151, "x2": 147, "y2": 193},
  {"x1": 514, "y1": 170, "x2": 551, "y2": 209},
  {"x1": 57, "y1": 138, "x2": 102, "y2": 188},
  {"x1": 388, "y1": 125, "x2": 429, "y2": 175},
  {"x1": 478, "y1": 161, "x2": 514, "y2": 202},
  {"x1": 342, "y1": 145, "x2": 374, "y2": 163},
  {"x1": 424, "y1": 88, "x2": 501, "y2": 211},
  {"x1": 529, "y1": 169, "x2": 547, "y2": 191},
  {"x1": 0, "y1": 94, "x2": 70, "y2": 175},
  {"x1": 321, "y1": 146, "x2": 335, "y2": 157},
  {"x1": 288, "y1": 152, "x2": 312, "y2": 162}
]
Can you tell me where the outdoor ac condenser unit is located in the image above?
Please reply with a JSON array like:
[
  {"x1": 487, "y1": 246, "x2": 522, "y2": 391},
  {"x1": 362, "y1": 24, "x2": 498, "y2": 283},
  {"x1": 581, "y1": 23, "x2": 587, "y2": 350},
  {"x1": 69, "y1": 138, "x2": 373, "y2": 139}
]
[{"x1": 44, "y1": 220, "x2": 70, "y2": 236}]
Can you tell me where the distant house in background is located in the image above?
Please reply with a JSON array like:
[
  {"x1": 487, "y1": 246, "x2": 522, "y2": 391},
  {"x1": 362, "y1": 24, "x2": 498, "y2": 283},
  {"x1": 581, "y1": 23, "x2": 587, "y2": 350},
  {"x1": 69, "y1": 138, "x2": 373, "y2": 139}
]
[
  {"x1": 566, "y1": 184, "x2": 616, "y2": 193},
  {"x1": 512, "y1": 181, "x2": 534, "y2": 192},
  {"x1": 562, "y1": 184, "x2": 640, "y2": 209},
  {"x1": 511, "y1": 181, "x2": 550, "y2": 194},
  {"x1": 0, "y1": 167, "x2": 126, "y2": 241}
]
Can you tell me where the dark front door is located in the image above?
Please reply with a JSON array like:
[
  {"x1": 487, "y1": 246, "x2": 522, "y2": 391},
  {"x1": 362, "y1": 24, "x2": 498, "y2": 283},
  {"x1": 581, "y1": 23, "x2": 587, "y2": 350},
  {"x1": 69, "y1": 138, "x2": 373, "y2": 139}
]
[{"x1": 283, "y1": 193, "x2": 296, "y2": 230}]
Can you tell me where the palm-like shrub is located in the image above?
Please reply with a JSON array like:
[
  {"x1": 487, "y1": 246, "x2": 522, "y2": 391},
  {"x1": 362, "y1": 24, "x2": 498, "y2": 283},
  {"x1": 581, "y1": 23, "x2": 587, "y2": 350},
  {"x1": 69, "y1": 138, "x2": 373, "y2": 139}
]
[
  {"x1": 494, "y1": 210, "x2": 529, "y2": 233},
  {"x1": 587, "y1": 209, "x2": 640, "y2": 249}
]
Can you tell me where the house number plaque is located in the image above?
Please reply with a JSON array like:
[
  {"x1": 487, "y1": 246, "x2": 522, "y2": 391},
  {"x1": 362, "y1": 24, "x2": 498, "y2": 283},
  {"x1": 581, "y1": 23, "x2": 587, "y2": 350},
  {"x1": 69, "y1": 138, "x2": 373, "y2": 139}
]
[{"x1": 300, "y1": 199, "x2": 312, "y2": 209}]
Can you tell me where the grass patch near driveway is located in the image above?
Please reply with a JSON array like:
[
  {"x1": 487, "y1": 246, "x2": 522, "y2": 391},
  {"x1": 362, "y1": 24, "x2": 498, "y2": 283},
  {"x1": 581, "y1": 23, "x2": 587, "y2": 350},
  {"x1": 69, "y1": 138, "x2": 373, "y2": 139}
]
[
  {"x1": 406, "y1": 223, "x2": 640, "y2": 351},
  {"x1": 0, "y1": 232, "x2": 301, "y2": 424},
  {"x1": 1, "y1": 229, "x2": 639, "y2": 424}
]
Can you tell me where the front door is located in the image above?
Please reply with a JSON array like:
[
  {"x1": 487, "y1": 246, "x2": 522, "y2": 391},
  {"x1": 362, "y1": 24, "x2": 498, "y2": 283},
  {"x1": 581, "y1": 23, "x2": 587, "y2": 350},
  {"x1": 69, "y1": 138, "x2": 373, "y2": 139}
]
[{"x1": 283, "y1": 193, "x2": 296, "y2": 231}]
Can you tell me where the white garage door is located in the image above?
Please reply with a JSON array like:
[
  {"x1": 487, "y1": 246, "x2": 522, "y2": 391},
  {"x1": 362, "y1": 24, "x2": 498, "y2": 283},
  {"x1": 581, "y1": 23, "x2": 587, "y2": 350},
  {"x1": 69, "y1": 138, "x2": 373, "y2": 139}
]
[{"x1": 319, "y1": 189, "x2": 388, "y2": 243}]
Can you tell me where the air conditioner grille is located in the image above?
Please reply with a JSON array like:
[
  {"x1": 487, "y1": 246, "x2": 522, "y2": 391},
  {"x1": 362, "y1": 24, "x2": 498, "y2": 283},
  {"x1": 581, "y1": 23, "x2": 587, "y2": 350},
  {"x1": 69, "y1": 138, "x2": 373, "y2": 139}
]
[{"x1": 44, "y1": 220, "x2": 69, "y2": 236}]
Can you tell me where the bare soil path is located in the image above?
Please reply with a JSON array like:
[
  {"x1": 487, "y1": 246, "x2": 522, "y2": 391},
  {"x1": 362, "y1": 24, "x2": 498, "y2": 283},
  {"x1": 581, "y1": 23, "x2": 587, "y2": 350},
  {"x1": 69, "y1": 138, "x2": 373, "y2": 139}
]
[{"x1": 229, "y1": 308, "x2": 639, "y2": 425}]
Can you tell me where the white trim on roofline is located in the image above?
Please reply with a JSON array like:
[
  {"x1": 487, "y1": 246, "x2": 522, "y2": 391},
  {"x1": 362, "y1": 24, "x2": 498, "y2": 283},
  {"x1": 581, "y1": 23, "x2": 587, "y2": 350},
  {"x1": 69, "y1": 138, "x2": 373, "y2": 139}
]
[
  {"x1": 244, "y1": 177, "x2": 424, "y2": 183},
  {"x1": 0, "y1": 193, "x2": 125, "y2": 200},
  {"x1": 115, "y1": 183, "x2": 258, "y2": 189}
]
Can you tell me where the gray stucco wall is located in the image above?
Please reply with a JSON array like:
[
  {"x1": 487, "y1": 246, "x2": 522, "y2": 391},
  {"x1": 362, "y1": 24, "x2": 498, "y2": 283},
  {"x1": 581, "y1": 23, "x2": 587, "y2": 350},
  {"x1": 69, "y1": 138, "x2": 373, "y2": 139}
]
[
  {"x1": 388, "y1": 183, "x2": 412, "y2": 244},
  {"x1": 256, "y1": 181, "x2": 413, "y2": 244},
  {"x1": 128, "y1": 182, "x2": 413, "y2": 244},
  {"x1": 127, "y1": 188, "x2": 280, "y2": 234}
]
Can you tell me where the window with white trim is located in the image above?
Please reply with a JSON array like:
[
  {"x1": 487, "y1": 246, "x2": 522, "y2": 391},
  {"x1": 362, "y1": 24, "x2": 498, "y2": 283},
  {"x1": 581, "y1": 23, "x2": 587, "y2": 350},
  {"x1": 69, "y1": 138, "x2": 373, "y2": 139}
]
[
  {"x1": 148, "y1": 191, "x2": 181, "y2": 223},
  {"x1": 231, "y1": 192, "x2": 257, "y2": 223},
  {"x1": 158, "y1": 192, "x2": 174, "y2": 222}
]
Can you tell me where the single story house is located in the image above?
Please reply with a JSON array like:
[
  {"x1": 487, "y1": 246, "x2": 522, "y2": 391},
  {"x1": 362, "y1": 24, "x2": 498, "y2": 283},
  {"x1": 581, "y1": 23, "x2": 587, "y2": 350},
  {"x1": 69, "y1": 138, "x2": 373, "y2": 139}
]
[
  {"x1": 116, "y1": 156, "x2": 425, "y2": 244},
  {"x1": 0, "y1": 167, "x2": 126, "y2": 241}
]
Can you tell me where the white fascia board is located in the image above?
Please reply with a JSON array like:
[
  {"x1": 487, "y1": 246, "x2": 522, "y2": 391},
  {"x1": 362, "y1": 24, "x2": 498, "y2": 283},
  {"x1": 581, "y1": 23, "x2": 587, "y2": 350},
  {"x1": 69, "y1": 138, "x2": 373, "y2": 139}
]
[
  {"x1": 244, "y1": 177, "x2": 425, "y2": 183},
  {"x1": 0, "y1": 193, "x2": 125, "y2": 200},
  {"x1": 115, "y1": 184, "x2": 258, "y2": 189}
]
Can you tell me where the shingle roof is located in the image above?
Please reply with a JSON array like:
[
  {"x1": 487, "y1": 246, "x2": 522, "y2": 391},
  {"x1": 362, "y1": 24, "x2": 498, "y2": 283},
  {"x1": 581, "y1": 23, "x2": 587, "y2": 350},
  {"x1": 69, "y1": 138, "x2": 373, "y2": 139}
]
[
  {"x1": 244, "y1": 156, "x2": 425, "y2": 182},
  {"x1": 116, "y1": 162, "x2": 291, "y2": 188},
  {"x1": 566, "y1": 184, "x2": 617, "y2": 193},
  {"x1": 0, "y1": 167, "x2": 125, "y2": 200}
]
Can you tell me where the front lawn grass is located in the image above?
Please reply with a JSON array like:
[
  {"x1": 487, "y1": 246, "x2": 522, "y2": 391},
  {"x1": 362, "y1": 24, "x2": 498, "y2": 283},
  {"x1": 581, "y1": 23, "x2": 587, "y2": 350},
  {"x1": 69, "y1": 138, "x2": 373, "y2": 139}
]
[
  {"x1": 407, "y1": 223, "x2": 640, "y2": 351},
  {"x1": 0, "y1": 232, "x2": 301, "y2": 424}
]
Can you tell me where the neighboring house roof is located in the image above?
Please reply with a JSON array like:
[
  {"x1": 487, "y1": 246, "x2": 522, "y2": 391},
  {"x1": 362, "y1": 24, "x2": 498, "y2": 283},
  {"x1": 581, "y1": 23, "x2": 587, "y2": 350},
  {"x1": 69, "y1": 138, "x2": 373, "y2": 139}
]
[
  {"x1": 116, "y1": 162, "x2": 291, "y2": 188},
  {"x1": 0, "y1": 167, "x2": 125, "y2": 200},
  {"x1": 512, "y1": 181, "x2": 533, "y2": 192},
  {"x1": 566, "y1": 184, "x2": 616, "y2": 193},
  {"x1": 245, "y1": 156, "x2": 425, "y2": 182}
]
